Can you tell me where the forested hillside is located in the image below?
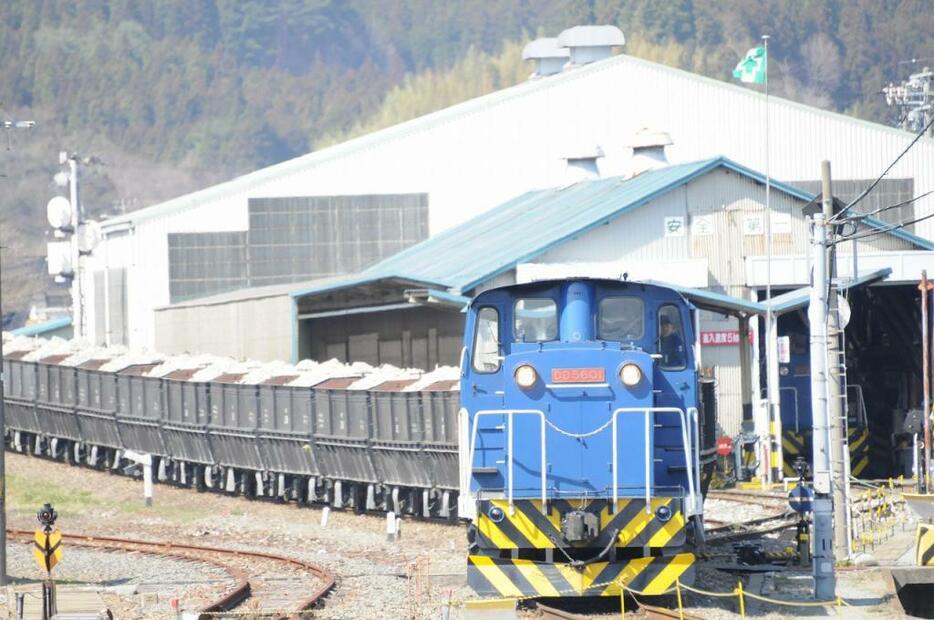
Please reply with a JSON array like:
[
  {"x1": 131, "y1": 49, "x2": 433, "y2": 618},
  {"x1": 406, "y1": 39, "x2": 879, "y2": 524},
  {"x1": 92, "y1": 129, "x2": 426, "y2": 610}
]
[{"x1": 0, "y1": 0, "x2": 931, "y2": 318}]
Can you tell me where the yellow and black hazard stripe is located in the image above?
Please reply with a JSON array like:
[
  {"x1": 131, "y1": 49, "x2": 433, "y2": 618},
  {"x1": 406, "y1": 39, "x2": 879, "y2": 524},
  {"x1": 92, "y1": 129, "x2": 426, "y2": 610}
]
[
  {"x1": 467, "y1": 553, "x2": 695, "y2": 597},
  {"x1": 475, "y1": 498, "x2": 685, "y2": 551},
  {"x1": 782, "y1": 430, "x2": 808, "y2": 478},
  {"x1": 917, "y1": 523, "x2": 934, "y2": 567},
  {"x1": 848, "y1": 426, "x2": 870, "y2": 478}
]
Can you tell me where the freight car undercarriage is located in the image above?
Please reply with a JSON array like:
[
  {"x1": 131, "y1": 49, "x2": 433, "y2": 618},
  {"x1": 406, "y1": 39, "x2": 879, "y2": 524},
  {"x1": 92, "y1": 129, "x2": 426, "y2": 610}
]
[{"x1": 7, "y1": 429, "x2": 459, "y2": 518}]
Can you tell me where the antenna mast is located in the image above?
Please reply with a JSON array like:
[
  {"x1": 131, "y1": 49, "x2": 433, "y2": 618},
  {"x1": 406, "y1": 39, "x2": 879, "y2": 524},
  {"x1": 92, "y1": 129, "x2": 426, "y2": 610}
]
[{"x1": 884, "y1": 62, "x2": 934, "y2": 137}]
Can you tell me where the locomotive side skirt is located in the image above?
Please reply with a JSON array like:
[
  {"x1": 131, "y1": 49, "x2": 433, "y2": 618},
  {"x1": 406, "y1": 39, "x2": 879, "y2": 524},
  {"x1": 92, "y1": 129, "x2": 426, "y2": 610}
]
[{"x1": 467, "y1": 552, "x2": 695, "y2": 597}]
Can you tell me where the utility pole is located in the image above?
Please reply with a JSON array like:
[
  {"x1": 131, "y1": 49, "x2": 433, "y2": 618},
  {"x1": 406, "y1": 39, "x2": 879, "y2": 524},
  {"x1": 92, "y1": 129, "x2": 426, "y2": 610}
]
[
  {"x1": 809, "y1": 161, "x2": 836, "y2": 600},
  {"x1": 63, "y1": 153, "x2": 85, "y2": 339},
  {"x1": 922, "y1": 271, "x2": 933, "y2": 493},
  {"x1": 822, "y1": 164, "x2": 849, "y2": 558},
  {"x1": 0, "y1": 116, "x2": 36, "y2": 586}
]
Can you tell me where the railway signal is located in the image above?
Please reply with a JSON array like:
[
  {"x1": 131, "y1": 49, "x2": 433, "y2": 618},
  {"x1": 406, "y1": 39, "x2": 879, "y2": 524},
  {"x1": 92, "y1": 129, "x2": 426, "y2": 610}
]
[
  {"x1": 33, "y1": 529, "x2": 63, "y2": 572},
  {"x1": 33, "y1": 503, "x2": 61, "y2": 620},
  {"x1": 788, "y1": 485, "x2": 814, "y2": 514}
]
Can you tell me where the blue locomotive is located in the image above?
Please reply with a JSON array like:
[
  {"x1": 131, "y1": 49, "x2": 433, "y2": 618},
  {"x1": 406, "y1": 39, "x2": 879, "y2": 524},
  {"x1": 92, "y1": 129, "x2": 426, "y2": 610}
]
[
  {"x1": 778, "y1": 339, "x2": 871, "y2": 478},
  {"x1": 460, "y1": 278, "x2": 706, "y2": 598}
]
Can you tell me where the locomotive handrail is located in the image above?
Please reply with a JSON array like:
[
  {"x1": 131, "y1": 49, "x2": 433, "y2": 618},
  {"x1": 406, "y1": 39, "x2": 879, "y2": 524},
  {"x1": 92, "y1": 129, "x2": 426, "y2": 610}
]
[
  {"x1": 611, "y1": 407, "x2": 699, "y2": 516},
  {"x1": 469, "y1": 409, "x2": 547, "y2": 514},
  {"x1": 467, "y1": 405, "x2": 699, "y2": 518},
  {"x1": 690, "y1": 406, "x2": 700, "y2": 510}
]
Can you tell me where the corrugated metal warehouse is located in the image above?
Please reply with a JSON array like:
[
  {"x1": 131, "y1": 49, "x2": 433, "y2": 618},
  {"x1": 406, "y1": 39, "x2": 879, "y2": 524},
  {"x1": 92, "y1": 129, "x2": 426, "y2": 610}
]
[
  {"x1": 154, "y1": 156, "x2": 934, "y2": 436},
  {"x1": 83, "y1": 36, "x2": 934, "y2": 352}
]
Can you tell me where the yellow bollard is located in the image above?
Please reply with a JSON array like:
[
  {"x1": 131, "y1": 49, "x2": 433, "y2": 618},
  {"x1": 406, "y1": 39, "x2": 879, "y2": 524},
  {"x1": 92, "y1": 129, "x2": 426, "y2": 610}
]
[
  {"x1": 837, "y1": 595, "x2": 843, "y2": 620},
  {"x1": 736, "y1": 581, "x2": 746, "y2": 620},
  {"x1": 675, "y1": 579, "x2": 684, "y2": 620}
]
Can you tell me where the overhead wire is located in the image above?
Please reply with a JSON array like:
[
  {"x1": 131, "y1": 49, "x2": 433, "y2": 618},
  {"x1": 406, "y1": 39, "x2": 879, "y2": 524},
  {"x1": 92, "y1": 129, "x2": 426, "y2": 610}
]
[
  {"x1": 831, "y1": 113, "x2": 934, "y2": 222},
  {"x1": 850, "y1": 188, "x2": 934, "y2": 220},
  {"x1": 832, "y1": 208, "x2": 934, "y2": 245}
]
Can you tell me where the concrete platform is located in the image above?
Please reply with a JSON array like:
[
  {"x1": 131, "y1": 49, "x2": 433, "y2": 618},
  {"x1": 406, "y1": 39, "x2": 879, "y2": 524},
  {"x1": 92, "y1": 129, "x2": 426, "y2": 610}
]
[
  {"x1": 6, "y1": 584, "x2": 109, "y2": 620},
  {"x1": 746, "y1": 522, "x2": 920, "y2": 618}
]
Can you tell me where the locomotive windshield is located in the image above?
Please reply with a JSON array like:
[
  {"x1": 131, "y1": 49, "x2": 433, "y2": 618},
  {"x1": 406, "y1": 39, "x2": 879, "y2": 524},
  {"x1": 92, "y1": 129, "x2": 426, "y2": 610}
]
[
  {"x1": 598, "y1": 296, "x2": 644, "y2": 341},
  {"x1": 472, "y1": 307, "x2": 501, "y2": 372},
  {"x1": 514, "y1": 298, "x2": 557, "y2": 342}
]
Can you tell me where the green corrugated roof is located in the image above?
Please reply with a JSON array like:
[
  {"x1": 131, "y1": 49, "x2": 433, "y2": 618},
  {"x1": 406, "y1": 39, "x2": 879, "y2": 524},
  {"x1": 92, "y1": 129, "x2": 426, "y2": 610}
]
[
  {"x1": 10, "y1": 317, "x2": 72, "y2": 337},
  {"x1": 288, "y1": 156, "x2": 928, "y2": 301},
  {"x1": 769, "y1": 268, "x2": 892, "y2": 314}
]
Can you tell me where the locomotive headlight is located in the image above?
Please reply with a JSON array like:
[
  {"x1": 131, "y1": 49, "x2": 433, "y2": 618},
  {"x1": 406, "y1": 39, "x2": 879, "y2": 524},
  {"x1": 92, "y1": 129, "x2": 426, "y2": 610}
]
[
  {"x1": 620, "y1": 363, "x2": 642, "y2": 387},
  {"x1": 488, "y1": 505, "x2": 506, "y2": 523},
  {"x1": 514, "y1": 364, "x2": 538, "y2": 389},
  {"x1": 655, "y1": 505, "x2": 673, "y2": 522}
]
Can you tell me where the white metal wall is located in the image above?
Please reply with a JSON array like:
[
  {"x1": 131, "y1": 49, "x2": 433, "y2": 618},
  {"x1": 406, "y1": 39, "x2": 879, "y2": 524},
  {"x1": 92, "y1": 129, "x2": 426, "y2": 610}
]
[
  {"x1": 530, "y1": 168, "x2": 916, "y2": 434},
  {"x1": 87, "y1": 52, "x2": 934, "y2": 351}
]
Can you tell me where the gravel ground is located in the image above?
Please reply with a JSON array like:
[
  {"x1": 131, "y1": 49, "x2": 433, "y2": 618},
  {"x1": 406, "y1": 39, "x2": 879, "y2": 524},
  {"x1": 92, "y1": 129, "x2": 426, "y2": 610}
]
[
  {"x1": 2, "y1": 453, "x2": 472, "y2": 619},
  {"x1": 704, "y1": 497, "x2": 785, "y2": 522},
  {"x1": 0, "y1": 454, "x2": 906, "y2": 619},
  {"x1": 4, "y1": 540, "x2": 233, "y2": 618}
]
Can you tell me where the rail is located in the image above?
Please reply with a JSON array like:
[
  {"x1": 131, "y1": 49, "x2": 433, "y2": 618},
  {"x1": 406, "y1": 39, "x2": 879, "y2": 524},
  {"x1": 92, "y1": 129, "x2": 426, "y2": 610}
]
[
  {"x1": 453, "y1": 577, "x2": 851, "y2": 618},
  {"x1": 7, "y1": 529, "x2": 336, "y2": 617}
]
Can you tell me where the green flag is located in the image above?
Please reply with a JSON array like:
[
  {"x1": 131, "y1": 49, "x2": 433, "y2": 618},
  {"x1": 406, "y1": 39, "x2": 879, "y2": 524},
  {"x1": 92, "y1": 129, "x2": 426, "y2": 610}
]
[{"x1": 733, "y1": 47, "x2": 766, "y2": 84}]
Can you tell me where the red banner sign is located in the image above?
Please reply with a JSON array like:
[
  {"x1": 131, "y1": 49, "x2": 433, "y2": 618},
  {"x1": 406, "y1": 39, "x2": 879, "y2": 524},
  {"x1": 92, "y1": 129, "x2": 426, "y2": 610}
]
[
  {"x1": 716, "y1": 436, "x2": 734, "y2": 456},
  {"x1": 701, "y1": 330, "x2": 752, "y2": 346},
  {"x1": 550, "y1": 368, "x2": 606, "y2": 384}
]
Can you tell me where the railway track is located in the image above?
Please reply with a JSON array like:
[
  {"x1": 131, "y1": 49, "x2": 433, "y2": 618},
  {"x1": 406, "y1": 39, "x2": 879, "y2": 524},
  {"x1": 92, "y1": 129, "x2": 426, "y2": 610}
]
[
  {"x1": 8, "y1": 529, "x2": 335, "y2": 618},
  {"x1": 706, "y1": 489, "x2": 788, "y2": 508},
  {"x1": 535, "y1": 599, "x2": 705, "y2": 619}
]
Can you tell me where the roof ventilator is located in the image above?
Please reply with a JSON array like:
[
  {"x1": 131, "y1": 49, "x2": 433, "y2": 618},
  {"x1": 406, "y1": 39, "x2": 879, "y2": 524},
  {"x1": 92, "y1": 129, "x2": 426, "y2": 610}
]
[
  {"x1": 627, "y1": 128, "x2": 673, "y2": 178},
  {"x1": 556, "y1": 25, "x2": 625, "y2": 68},
  {"x1": 562, "y1": 144, "x2": 604, "y2": 186},
  {"x1": 522, "y1": 38, "x2": 570, "y2": 78}
]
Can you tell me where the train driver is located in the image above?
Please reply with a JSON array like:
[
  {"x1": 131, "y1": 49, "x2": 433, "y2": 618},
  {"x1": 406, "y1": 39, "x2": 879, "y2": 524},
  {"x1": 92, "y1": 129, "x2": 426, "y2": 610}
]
[{"x1": 659, "y1": 314, "x2": 685, "y2": 368}]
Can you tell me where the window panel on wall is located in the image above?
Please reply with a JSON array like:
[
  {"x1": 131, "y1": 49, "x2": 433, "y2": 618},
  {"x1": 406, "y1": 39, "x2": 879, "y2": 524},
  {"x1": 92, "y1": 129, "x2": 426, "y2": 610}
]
[
  {"x1": 108, "y1": 268, "x2": 128, "y2": 346},
  {"x1": 166, "y1": 194, "x2": 428, "y2": 304},
  {"x1": 791, "y1": 178, "x2": 914, "y2": 229}
]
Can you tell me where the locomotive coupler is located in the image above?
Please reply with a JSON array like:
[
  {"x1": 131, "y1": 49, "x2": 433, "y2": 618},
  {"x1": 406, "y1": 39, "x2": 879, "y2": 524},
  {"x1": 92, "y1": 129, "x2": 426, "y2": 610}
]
[{"x1": 562, "y1": 510, "x2": 599, "y2": 543}]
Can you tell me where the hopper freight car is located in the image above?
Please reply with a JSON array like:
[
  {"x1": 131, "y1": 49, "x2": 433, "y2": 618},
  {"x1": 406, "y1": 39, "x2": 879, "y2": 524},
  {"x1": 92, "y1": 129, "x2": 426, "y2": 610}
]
[{"x1": 1, "y1": 336, "x2": 461, "y2": 519}]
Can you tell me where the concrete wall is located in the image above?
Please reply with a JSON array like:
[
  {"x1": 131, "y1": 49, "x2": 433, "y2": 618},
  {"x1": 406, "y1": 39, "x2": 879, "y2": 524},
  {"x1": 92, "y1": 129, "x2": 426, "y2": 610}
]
[
  {"x1": 300, "y1": 306, "x2": 464, "y2": 369},
  {"x1": 154, "y1": 294, "x2": 292, "y2": 361}
]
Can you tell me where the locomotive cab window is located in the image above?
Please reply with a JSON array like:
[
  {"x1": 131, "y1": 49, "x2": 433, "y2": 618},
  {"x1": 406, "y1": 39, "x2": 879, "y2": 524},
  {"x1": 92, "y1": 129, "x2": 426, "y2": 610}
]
[
  {"x1": 657, "y1": 305, "x2": 686, "y2": 370},
  {"x1": 514, "y1": 298, "x2": 557, "y2": 342},
  {"x1": 598, "y1": 297, "x2": 644, "y2": 342},
  {"x1": 472, "y1": 307, "x2": 501, "y2": 373}
]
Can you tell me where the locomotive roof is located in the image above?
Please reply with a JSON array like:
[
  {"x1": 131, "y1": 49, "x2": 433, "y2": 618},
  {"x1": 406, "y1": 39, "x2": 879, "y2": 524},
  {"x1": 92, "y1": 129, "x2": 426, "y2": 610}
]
[{"x1": 471, "y1": 277, "x2": 689, "y2": 304}]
